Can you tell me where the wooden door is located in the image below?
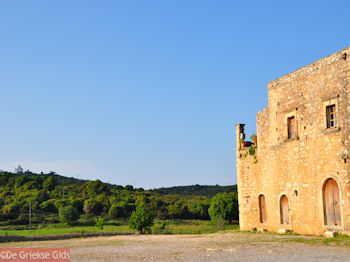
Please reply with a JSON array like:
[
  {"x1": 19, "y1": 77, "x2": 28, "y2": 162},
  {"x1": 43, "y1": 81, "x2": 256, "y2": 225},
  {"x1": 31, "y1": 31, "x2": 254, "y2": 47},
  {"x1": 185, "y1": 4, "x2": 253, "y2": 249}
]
[
  {"x1": 280, "y1": 195, "x2": 289, "y2": 224},
  {"x1": 324, "y1": 179, "x2": 341, "y2": 226},
  {"x1": 259, "y1": 195, "x2": 267, "y2": 223}
]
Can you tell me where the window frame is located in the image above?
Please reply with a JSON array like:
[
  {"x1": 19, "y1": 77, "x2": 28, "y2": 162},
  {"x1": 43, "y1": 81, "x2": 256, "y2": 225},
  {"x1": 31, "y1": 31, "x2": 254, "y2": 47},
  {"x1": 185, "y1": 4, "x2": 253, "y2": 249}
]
[
  {"x1": 284, "y1": 110, "x2": 297, "y2": 140},
  {"x1": 326, "y1": 104, "x2": 336, "y2": 129},
  {"x1": 287, "y1": 116, "x2": 296, "y2": 139},
  {"x1": 322, "y1": 97, "x2": 338, "y2": 131}
]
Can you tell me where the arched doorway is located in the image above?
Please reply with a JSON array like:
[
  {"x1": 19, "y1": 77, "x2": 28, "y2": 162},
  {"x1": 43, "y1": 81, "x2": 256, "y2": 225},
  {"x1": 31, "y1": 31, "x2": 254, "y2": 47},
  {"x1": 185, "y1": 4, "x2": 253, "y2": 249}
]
[
  {"x1": 323, "y1": 178, "x2": 341, "y2": 226},
  {"x1": 259, "y1": 194, "x2": 267, "y2": 223},
  {"x1": 280, "y1": 195, "x2": 289, "y2": 224}
]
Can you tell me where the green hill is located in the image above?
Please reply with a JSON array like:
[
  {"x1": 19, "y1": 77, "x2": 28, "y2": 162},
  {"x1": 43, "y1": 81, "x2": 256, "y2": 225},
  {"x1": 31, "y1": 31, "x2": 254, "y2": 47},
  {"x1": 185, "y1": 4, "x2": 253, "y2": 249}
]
[
  {"x1": 151, "y1": 184, "x2": 237, "y2": 197},
  {"x1": 0, "y1": 171, "x2": 238, "y2": 227}
]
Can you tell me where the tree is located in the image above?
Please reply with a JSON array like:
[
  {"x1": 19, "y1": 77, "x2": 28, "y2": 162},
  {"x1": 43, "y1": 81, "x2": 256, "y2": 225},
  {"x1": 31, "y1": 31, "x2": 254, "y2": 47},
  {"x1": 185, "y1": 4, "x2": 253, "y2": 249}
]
[
  {"x1": 43, "y1": 176, "x2": 57, "y2": 191},
  {"x1": 128, "y1": 205, "x2": 154, "y2": 234},
  {"x1": 168, "y1": 199, "x2": 189, "y2": 219},
  {"x1": 14, "y1": 175, "x2": 29, "y2": 189},
  {"x1": 187, "y1": 198, "x2": 209, "y2": 219},
  {"x1": 108, "y1": 201, "x2": 127, "y2": 218},
  {"x1": 83, "y1": 180, "x2": 109, "y2": 198},
  {"x1": 35, "y1": 190, "x2": 49, "y2": 203},
  {"x1": 58, "y1": 205, "x2": 80, "y2": 226},
  {"x1": 125, "y1": 185, "x2": 134, "y2": 191},
  {"x1": 40, "y1": 199, "x2": 57, "y2": 212},
  {"x1": 83, "y1": 199, "x2": 103, "y2": 216},
  {"x1": 135, "y1": 195, "x2": 150, "y2": 206},
  {"x1": 83, "y1": 200, "x2": 93, "y2": 216},
  {"x1": 1, "y1": 202, "x2": 21, "y2": 220},
  {"x1": 208, "y1": 192, "x2": 238, "y2": 224}
]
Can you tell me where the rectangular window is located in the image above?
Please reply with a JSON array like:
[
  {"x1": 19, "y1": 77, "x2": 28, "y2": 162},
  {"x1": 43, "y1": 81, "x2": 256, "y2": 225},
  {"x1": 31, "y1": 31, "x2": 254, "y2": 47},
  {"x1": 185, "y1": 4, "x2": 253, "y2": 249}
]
[
  {"x1": 326, "y1": 104, "x2": 336, "y2": 128},
  {"x1": 287, "y1": 116, "x2": 295, "y2": 139}
]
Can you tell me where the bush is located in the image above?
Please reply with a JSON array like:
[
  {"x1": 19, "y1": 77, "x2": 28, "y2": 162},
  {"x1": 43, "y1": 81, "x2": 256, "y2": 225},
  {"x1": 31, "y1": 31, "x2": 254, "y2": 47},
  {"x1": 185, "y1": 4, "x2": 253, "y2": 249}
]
[
  {"x1": 152, "y1": 221, "x2": 171, "y2": 234},
  {"x1": 94, "y1": 216, "x2": 104, "y2": 231},
  {"x1": 58, "y1": 205, "x2": 80, "y2": 226},
  {"x1": 128, "y1": 205, "x2": 154, "y2": 234}
]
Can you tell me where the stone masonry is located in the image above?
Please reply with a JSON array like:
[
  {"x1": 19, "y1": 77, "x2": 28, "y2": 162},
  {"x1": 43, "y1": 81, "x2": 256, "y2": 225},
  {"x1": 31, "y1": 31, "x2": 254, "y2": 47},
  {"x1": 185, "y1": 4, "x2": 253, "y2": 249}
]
[{"x1": 236, "y1": 47, "x2": 350, "y2": 235}]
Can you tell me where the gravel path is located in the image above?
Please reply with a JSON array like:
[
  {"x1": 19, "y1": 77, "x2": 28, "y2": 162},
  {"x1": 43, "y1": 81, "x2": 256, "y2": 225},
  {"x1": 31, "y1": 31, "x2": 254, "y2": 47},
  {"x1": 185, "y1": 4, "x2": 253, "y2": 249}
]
[{"x1": 4, "y1": 232, "x2": 350, "y2": 261}]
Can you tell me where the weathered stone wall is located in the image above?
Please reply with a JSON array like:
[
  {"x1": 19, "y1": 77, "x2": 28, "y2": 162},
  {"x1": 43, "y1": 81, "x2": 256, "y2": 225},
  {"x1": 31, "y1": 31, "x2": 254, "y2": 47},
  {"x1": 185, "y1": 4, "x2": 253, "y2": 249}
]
[
  {"x1": 236, "y1": 47, "x2": 350, "y2": 235},
  {"x1": 236, "y1": 124, "x2": 259, "y2": 230}
]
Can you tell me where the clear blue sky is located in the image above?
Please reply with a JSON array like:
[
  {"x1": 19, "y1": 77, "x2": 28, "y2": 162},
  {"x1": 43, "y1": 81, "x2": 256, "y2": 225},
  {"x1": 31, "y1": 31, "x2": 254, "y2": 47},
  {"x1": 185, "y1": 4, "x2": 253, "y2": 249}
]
[{"x1": 0, "y1": 1, "x2": 348, "y2": 188}]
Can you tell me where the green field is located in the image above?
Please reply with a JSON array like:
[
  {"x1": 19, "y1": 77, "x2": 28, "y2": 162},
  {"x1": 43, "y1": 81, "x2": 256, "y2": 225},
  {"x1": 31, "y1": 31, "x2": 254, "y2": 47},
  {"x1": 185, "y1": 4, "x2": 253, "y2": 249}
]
[
  {"x1": 0, "y1": 220, "x2": 239, "y2": 237},
  {"x1": 152, "y1": 220, "x2": 239, "y2": 234},
  {"x1": 0, "y1": 225, "x2": 129, "y2": 237}
]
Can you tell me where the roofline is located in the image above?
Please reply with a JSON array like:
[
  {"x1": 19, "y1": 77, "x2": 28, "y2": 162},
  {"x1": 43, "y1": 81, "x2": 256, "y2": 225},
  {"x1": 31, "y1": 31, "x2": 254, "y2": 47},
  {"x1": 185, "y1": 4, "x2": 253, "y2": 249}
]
[{"x1": 268, "y1": 46, "x2": 350, "y2": 88}]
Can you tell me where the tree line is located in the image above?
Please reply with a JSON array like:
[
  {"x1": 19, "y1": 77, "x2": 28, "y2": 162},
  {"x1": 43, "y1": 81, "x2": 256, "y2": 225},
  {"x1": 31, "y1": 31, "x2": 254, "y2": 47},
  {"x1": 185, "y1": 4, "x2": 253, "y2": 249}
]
[{"x1": 0, "y1": 171, "x2": 238, "y2": 226}]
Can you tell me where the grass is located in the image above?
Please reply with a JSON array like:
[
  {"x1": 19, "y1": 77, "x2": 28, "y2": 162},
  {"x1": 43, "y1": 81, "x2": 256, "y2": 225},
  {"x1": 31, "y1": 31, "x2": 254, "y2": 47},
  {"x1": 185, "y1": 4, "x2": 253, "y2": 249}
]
[
  {"x1": 237, "y1": 229, "x2": 350, "y2": 248},
  {"x1": 0, "y1": 225, "x2": 130, "y2": 237},
  {"x1": 151, "y1": 219, "x2": 239, "y2": 234},
  {"x1": 0, "y1": 219, "x2": 239, "y2": 237},
  {"x1": 3, "y1": 220, "x2": 350, "y2": 249},
  {"x1": 288, "y1": 234, "x2": 350, "y2": 248}
]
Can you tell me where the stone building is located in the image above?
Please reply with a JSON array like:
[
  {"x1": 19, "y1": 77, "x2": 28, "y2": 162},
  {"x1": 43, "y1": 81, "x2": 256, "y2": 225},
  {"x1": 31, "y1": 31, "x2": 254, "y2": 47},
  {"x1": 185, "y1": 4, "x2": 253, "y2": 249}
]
[{"x1": 236, "y1": 46, "x2": 350, "y2": 235}]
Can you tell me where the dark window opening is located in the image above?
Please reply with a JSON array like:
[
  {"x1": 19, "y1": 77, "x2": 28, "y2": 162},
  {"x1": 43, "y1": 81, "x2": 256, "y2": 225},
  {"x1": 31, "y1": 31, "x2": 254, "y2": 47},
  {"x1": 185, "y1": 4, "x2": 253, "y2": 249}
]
[
  {"x1": 287, "y1": 116, "x2": 296, "y2": 139},
  {"x1": 259, "y1": 195, "x2": 267, "y2": 224},
  {"x1": 280, "y1": 195, "x2": 289, "y2": 224},
  {"x1": 326, "y1": 104, "x2": 336, "y2": 128}
]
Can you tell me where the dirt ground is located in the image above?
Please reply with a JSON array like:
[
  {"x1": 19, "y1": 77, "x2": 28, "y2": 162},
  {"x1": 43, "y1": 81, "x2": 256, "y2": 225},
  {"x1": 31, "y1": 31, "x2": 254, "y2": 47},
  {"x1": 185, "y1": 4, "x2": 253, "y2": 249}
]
[{"x1": 4, "y1": 232, "x2": 350, "y2": 261}]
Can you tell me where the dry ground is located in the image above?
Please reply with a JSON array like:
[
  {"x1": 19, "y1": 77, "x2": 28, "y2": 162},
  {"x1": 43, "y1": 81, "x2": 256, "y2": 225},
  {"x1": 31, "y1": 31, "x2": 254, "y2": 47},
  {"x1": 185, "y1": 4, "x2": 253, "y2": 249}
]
[{"x1": 3, "y1": 231, "x2": 350, "y2": 261}]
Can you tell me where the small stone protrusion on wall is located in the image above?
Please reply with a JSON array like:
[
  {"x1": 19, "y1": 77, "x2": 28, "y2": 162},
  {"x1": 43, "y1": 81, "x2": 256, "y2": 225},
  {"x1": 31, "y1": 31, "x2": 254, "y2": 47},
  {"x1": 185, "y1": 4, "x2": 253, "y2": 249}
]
[{"x1": 341, "y1": 53, "x2": 347, "y2": 61}]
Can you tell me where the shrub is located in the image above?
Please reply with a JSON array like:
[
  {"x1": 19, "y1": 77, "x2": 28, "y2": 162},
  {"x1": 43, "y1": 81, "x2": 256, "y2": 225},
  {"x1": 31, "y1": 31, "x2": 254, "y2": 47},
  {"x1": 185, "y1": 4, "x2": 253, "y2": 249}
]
[
  {"x1": 248, "y1": 145, "x2": 256, "y2": 155},
  {"x1": 250, "y1": 134, "x2": 257, "y2": 140},
  {"x1": 95, "y1": 216, "x2": 105, "y2": 231},
  {"x1": 94, "y1": 216, "x2": 104, "y2": 231},
  {"x1": 58, "y1": 205, "x2": 80, "y2": 226}
]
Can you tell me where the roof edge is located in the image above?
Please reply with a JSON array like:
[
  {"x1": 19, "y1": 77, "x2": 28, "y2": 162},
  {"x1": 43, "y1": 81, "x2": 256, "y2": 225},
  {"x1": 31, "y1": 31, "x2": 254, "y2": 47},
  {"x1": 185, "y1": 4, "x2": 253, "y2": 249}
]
[{"x1": 268, "y1": 46, "x2": 350, "y2": 89}]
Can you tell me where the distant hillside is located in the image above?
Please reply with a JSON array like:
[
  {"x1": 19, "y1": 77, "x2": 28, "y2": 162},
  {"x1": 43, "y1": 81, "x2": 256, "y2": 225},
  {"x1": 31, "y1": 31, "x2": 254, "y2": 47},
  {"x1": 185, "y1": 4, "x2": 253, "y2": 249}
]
[
  {"x1": 0, "y1": 170, "x2": 237, "y2": 196},
  {"x1": 0, "y1": 171, "x2": 238, "y2": 227},
  {"x1": 151, "y1": 184, "x2": 237, "y2": 197}
]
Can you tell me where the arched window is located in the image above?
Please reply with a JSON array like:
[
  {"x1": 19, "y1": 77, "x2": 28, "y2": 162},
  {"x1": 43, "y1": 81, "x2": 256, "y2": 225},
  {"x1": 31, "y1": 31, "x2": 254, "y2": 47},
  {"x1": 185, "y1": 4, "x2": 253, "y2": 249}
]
[{"x1": 280, "y1": 195, "x2": 289, "y2": 224}]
